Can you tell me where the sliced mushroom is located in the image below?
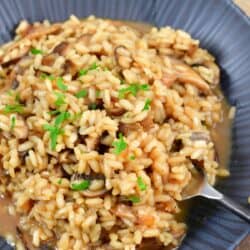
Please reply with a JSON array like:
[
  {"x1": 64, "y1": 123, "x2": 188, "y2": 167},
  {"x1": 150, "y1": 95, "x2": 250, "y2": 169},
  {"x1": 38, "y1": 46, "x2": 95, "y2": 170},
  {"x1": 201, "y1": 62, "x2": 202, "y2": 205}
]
[
  {"x1": 113, "y1": 204, "x2": 136, "y2": 222},
  {"x1": 140, "y1": 115, "x2": 154, "y2": 131},
  {"x1": 52, "y1": 42, "x2": 69, "y2": 56},
  {"x1": 0, "y1": 46, "x2": 30, "y2": 67},
  {"x1": 162, "y1": 57, "x2": 211, "y2": 94},
  {"x1": 11, "y1": 79, "x2": 20, "y2": 90},
  {"x1": 81, "y1": 189, "x2": 107, "y2": 198},
  {"x1": 24, "y1": 24, "x2": 61, "y2": 39},
  {"x1": 42, "y1": 53, "x2": 56, "y2": 66},
  {"x1": 0, "y1": 69, "x2": 17, "y2": 94},
  {"x1": 70, "y1": 173, "x2": 107, "y2": 197},
  {"x1": 107, "y1": 107, "x2": 126, "y2": 116},
  {"x1": 71, "y1": 173, "x2": 105, "y2": 181},
  {"x1": 190, "y1": 158, "x2": 204, "y2": 169},
  {"x1": 118, "y1": 122, "x2": 141, "y2": 136},
  {"x1": 77, "y1": 33, "x2": 92, "y2": 45},
  {"x1": 114, "y1": 45, "x2": 133, "y2": 69},
  {"x1": 63, "y1": 59, "x2": 78, "y2": 77}
]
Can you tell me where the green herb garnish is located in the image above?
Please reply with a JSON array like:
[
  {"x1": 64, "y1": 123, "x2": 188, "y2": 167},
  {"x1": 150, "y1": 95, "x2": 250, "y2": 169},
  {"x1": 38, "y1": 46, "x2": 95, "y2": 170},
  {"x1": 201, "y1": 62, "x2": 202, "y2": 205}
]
[
  {"x1": 54, "y1": 111, "x2": 71, "y2": 127},
  {"x1": 79, "y1": 62, "x2": 99, "y2": 77},
  {"x1": 43, "y1": 124, "x2": 64, "y2": 150},
  {"x1": 120, "y1": 79, "x2": 126, "y2": 85},
  {"x1": 15, "y1": 93, "x2": 20, "y2": 103},
  {"x1": 10, "y1": 116, "x2": 16, "y2": 131},
  {"x1": 128, "y1": 195, "x2": 140, "y2": 203},
  {"x1": 88, "y1": 103, "x2": 97, "y2": 110},
  {"x1": 7, "y1": 90, "x2": 14, "y2": 96},
  {"x1": 112, "y1": 133, "x2": 127, "y2": 155},
  {"x1": 4, "y1": 104, "x2": 24, "y2": 114},
  {"x1": 30, "y1": 48, "x2": 43, "y2": 55},
  {"x1": 96, "y1": 90, "x2": 101, "y2": 98},
  {"x1": 142, "y1": 99, "x2": 151, "y2": 111},
  {"x1": 44, "y1": 110, "x2": 70, "y2": 150},
  {"x1": 71, "y1": 112, "x2": 82, "y2": 121},
  {"x1": 88, "y1": 62, "x2": 99, "y2": 70},
  {"x1": 40, "y1": 73, "x2": 55, "y2": 81},
  {"x1": 57, "y1": 179, "x2": 62, "y2": 184},
  {"x1": 48, "y1": 110, "x2": 60, "y2": 115},
  {"x1": 71, "y1": 180, "x2": 90, "y2": 191},
  {"x1": 137, "y1": 177, "x2": 147, "y2": 191},
  {"x1": 78, "y1": 69, "x2": 88, "y2": 77},
  {"x1": 75, "y1": 89, "x2": 88, "y2": 98},
  {"x1": 118, "y1": 83, "x2": 149, "y2": 98},
  {"x1": 54, "y1": 92, "x2": 66, "y2": 107},
  {"x1": 6, "y1": 91, "x2": 21, "y2": 101},
  {"x1": 56, "y1": 77, "x2": 68, "y2": 91},
  {"x1": 129, "y1": 155, "x2": 136, "y2": 160}
]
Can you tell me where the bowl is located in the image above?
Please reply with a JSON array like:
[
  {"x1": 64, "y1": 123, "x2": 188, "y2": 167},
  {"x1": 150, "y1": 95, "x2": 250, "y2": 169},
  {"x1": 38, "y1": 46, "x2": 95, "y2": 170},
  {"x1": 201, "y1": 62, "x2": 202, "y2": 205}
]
[{"x1": 0, "y1": 0, "x2": 249, "y2": 249}]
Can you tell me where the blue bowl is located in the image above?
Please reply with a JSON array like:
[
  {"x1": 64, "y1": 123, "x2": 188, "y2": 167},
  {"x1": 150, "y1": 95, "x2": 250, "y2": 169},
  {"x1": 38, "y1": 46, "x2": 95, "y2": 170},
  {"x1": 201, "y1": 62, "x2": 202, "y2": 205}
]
[{"x1": 0, "y1": 1, "x2": 249, "y2": 249}]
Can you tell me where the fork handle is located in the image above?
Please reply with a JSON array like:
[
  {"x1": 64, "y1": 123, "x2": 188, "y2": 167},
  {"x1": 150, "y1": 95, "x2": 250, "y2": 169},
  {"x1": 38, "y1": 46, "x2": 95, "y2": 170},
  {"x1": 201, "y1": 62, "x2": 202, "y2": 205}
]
[
  {"x1": 201, "y1": 183, "x2": 250, "y2": 223},
  {"x1": 219, "y1": 195, "x2": 250, "y2": 223}
]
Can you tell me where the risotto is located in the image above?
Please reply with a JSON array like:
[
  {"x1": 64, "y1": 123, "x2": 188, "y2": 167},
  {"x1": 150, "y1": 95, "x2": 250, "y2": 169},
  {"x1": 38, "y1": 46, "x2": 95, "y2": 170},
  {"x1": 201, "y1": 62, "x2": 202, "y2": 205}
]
[{"x1": 0, "y1": 16, "x2": 231, "y2": 250}]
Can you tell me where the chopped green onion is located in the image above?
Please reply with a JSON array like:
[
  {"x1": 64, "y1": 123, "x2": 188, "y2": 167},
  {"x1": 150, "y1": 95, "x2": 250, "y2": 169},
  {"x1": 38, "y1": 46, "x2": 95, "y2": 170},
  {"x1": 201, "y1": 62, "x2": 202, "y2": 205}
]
[
  {"x1": 30, "y1": 48, "x2": 43, "y2": 55},
  {"x1": 75, "y1": 89, "x2": 88, "y2": 98},
  {"x1": 118, "y1": 83, "x2": 150, "y2": 99},
  {"x1": 78, "y1": 68, "x2": 88, "y2": 76},
  {"x1": 137, "y1": 177, "x2": 147, "y2": 191},
  {"x1": 6, "y1": 90, "x2": 14, "y2": 96},
  {"x1": 96, "y1": 90, "x2": 101, "y2": 98},
  {"x1": 43, "y1": 124, "x2": 64, "y2": 150},
  {"x1": 4, "y1": 104, "x2": 24, "y2": 114},
  {"x1": 48, "y1": 110, "x2": 60, "y2": 115},
  {"x1": 112, "y1": 133, "x2": 127, "y2": 155},
  {"x1": 129, "y1": 155, "x2": 136, "y2": 160},
  {"x1": 71, "y1": 112, "x2": 82, "y2": 121},
  {"x1": 15, "y1": 93, "x2": 20, "y2": 103},
  {"x1": 128, "y1": 195, "x2": 140, "y2": 203},
  {"x1": 79, "y1": 62, "x2": 99, "y2": 77},
  {"x1": 10, "y1": 116, "x2": 16, "y2": 131},
  {"x1": 54, "y1": 111, "x2": 71, "y2": 127},
  {"x1": 40, "y1": 73, "x2": 55, "y2": 81},
  {"x1": 88, "y1": 103, "x2": 97, "y2": 110},
  {"x1": 71, "y1": 180, "x2": 90, "y2": 191},
  {"x1": 88, "y1": 62, "x2": 99, "y2": 71},
  {"x1": 6, "y1": 91, "x2": 21, "y2": 102},
  {"x1": 142, "y1": 99, "x2": 151, "y2": 111},
  {"x1": 140, "y1": 84, "x2": 150, "y2": 91},
  {"x1": 54, "y1": 92, "x2": 66, "y2": 107},
  {"x1": 120, "y1": 79, "x2": 126, "y2": 85},
  {"x1": 57, "y1": 179, "x2": 62, "y2": 184},
  {"x1": 56, "y1": 77, "x2": 68, "y2": 91}
]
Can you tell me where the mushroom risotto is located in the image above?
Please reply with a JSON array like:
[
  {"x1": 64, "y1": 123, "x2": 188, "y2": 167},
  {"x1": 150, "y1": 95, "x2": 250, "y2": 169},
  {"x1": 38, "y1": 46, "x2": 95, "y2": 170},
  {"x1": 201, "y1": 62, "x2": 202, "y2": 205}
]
[{"x1": 0, "y1": 16, "x2": 232, "y2": 250}]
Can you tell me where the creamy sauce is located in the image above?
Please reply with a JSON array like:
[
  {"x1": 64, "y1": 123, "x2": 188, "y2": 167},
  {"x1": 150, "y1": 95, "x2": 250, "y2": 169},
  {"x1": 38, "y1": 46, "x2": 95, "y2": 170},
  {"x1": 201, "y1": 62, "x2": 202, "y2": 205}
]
[
  {"x1": 0, "y1": 196, "x2": 19, "y2": 243},
  {"x1": 0, "y1": 20, "x2": 233, "y2": 249},
  {"x1": 211, "y1": 98, "x2": 232, "y2": 170}
]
